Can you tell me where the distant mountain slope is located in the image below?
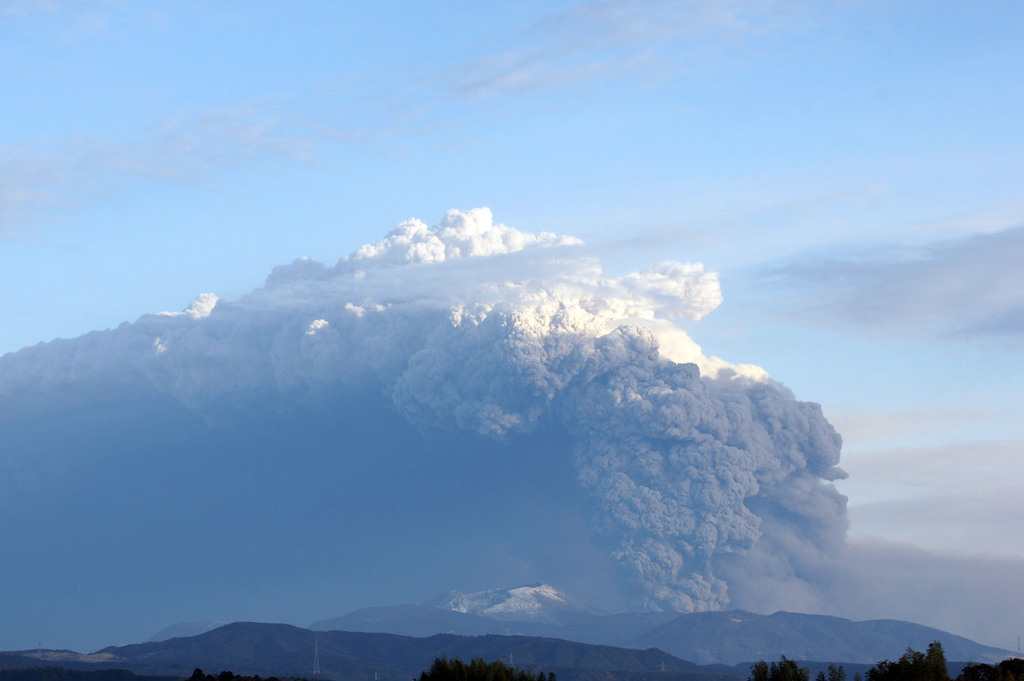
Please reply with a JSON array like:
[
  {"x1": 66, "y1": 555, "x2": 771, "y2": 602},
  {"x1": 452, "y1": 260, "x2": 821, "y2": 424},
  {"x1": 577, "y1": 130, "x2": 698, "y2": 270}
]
[
  {"x1": 631, "y1": 611, "x2": 1016, "y2": 665},
  {"x1": 77, "y1": 622, "x2": 713, "y2": 681},
  {"x1": 0, "y1": 653, "x2": 55, "y2": 670},
  {"x1": 311, "y1": 604, "x2": 508, "y2": 638},
  {"x1": 310, "y1": 604, "x2": 676, "y2": 646},
  {"x1": 309, "y1": 586, "x2": 1014, "y2": 666},
  {"x1": 310, "y1": 585, "x2": 676, "y2": 646},
  {"x1": 147, "y1": 621, "x2": 230, "y2": 643},
  {"x1": 312, "y1": 601, "x2": 1014, "y2": 666}
]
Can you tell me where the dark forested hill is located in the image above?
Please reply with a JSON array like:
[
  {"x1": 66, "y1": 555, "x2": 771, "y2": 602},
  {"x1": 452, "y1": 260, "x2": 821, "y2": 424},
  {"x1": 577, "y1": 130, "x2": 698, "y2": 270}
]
[
  {"x1": 4, "y1": 613, "x2": 1015, "y2": 681},
  {"x1": 44, "y1": 623, "x2": 728, "y2": 681},
  {"x1": 0, "y1": 667, "x2": 176, "y2": 681}
]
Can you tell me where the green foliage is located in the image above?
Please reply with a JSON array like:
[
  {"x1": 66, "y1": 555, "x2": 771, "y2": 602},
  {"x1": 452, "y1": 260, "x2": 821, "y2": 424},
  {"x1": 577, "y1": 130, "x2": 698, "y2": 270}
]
[
  {"x1": 749, "y1": 656, "x2": 812, "y2": 681},
  {"x1": 418, "y1": 657, "x2": 554, "y2": 681},
  {"x1": 868, "y1": 642, "x2": 950, "y2": 681}
]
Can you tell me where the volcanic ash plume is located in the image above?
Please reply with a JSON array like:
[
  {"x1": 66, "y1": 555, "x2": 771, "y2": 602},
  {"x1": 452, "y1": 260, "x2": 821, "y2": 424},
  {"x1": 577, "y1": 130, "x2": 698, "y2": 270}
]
[{"x1": 0, "y1": 207, "x2": 847, "y2": 612}]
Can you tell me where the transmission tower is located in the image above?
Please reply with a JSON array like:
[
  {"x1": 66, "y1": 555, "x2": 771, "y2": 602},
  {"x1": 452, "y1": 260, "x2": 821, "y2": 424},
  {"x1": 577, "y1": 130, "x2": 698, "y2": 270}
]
[{"x1": 313, "y1": 637, "x2": 321, "y2": 676}]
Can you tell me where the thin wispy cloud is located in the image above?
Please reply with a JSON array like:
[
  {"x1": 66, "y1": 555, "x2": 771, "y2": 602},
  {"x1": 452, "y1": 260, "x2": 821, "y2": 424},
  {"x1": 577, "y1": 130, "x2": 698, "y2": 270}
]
[
  {"x1": 957, "y1": 302, "x2": 1024, "y2": 346},
  {"x1": 0, "y1": 1, "x2": 835, "y2": 240},
  {"x1": 0, "y1": 0, "x2": 59, "y2": 17},
  {"x1": 0, "y1": 0, "x2": 121, "y2": 37},
  {"x1": 759, "y1": 225, "x2": 1024, "y2": 343},
  {"x1": 0, "y1": 102, "x2": 314, "y2": 238},
  {"x1": 443, "y1": 0, "x2": 817, "y2": 98},
  {"x1": 828, "y1": 408, "x2": 1010, "y2": 447}
]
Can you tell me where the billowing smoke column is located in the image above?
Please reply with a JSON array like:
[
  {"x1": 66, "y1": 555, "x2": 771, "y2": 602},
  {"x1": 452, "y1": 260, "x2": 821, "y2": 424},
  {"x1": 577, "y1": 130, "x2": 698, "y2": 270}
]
[{"x1": 0, "y1": 208, "x2": 847, "y2": 612}]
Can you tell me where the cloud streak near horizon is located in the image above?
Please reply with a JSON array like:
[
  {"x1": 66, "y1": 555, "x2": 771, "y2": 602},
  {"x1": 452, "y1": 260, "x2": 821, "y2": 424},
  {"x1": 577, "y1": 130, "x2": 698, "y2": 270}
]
[{"x1": 760, "y1": 226, "x2": 1024, "y2": 344}]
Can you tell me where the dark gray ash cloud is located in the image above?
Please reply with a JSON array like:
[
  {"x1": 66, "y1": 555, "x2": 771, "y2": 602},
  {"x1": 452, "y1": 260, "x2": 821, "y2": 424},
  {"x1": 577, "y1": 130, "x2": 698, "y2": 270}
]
[{"x1": 0, "y1": 208, "x2": 848, "y2": 648}]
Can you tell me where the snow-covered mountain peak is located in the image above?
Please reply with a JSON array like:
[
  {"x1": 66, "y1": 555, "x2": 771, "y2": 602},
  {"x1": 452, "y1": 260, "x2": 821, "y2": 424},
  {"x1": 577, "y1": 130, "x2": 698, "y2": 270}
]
[{"x1": 429, "y1": 584, "x2": 601, "y2": 623}]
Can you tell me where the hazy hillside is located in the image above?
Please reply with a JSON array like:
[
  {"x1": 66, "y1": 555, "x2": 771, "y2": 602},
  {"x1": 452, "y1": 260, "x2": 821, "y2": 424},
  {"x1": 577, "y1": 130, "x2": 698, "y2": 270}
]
[
  {"x1": 79, "y1": 623, "x2": 711, "y2": 681},
  {"x1": 311, "y1": 605, "x2": 508, "y2": 638},
  {"x1": 312, "y1": 605, "x2": 678, "y2": 648},
  {"x1": 310, "y1": 584, "x2": 678, "y2": 646},
  {"x1": 631, "y1": 611, "x2": 1016, "y2": 665},
  {"x1": 312, "y1": 595, "x2": 1015, "y2": 666},
  {"x1": 148, "y1": 622, "x2": 230, "y2": 643}
]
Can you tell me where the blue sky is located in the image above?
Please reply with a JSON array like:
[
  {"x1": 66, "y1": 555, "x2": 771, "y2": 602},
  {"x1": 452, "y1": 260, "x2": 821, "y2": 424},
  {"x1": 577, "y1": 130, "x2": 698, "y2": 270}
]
[{"x1": 3, "y1": 0, "x2": 1024, "y2": 650}]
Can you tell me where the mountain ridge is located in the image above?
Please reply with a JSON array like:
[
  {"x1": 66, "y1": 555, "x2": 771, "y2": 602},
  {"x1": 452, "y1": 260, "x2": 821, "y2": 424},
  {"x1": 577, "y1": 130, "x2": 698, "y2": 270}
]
[
  {"x1": 4, "y1": 616, "x2": 1017, "y2": 681},
  {"x1": 308, "y1": 586, "x2": 1016, "y2": 666},
  {"x1": 7, "y1": 622, "x2": 707, "y2": 681},
  {"x1": 627, "y1": 610, "x2": 1016, "y2": 664}
]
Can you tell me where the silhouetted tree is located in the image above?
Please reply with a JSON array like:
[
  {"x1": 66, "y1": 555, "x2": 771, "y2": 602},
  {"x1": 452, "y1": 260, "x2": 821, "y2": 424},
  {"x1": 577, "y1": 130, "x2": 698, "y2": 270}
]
[
  {"x1": 748, "y1": 656, "x2": 811, "y2": 681},
  {"x1": 752, "y1": 660, "x2": 771, "y2": 681},
  {"x1": 418, "y1": 657, "x2": 553, "y2": 681},
  {"x1": 186, "y1": 671, "x2": 295, "y2": 681},
  {"x1": 957, "y1": 658, "x2": 1024, "y2": 681},
  {"x1": 868, "y1": 642, "x2": 949, "y2": 681},
  {"x1": 829, "y1": 665, "x2": 848, "y2": 681}
]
